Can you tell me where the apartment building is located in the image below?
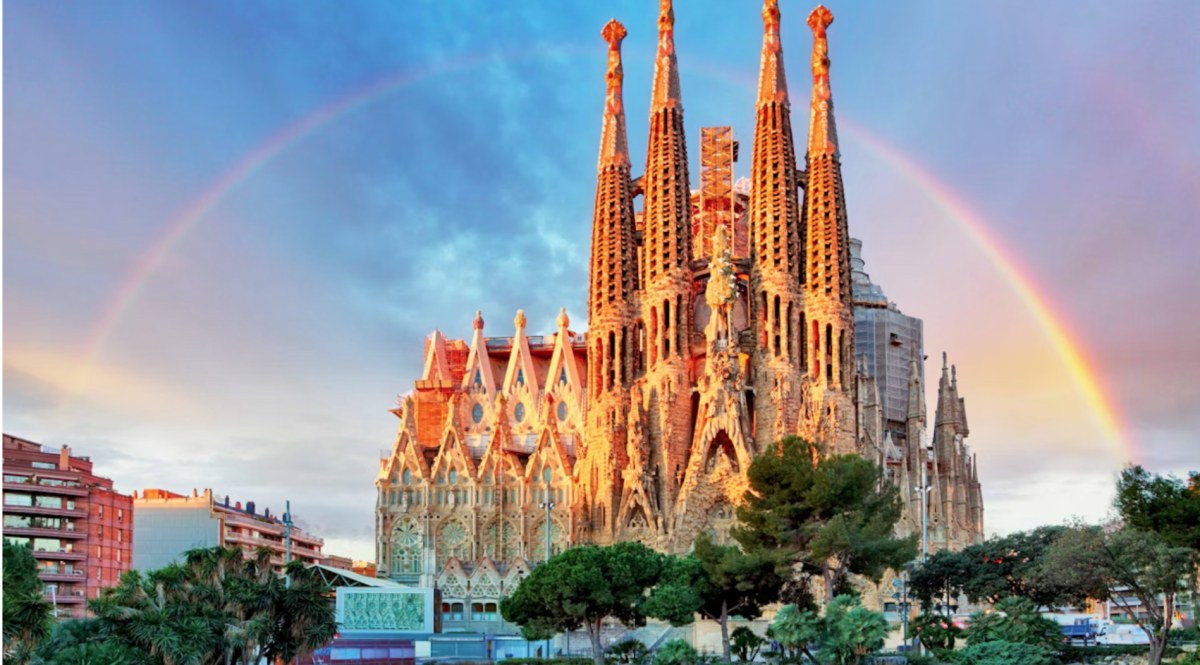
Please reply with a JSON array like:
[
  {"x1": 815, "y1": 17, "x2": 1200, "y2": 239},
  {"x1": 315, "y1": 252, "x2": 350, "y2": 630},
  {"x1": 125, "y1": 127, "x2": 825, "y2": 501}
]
[
  {"x1": 133, "y1": 487, "x2": 326, "y2": 573},
  {"x1": 2, "y1": 434, "x2": 134, "y2": 618}
]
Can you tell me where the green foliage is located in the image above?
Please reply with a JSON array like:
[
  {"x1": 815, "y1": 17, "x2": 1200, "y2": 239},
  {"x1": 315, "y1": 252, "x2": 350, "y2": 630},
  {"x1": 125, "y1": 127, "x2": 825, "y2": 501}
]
[
  {"x1": 819, "y1": 596, "x2": 888, "y2": 665},
  {"x1": 648, "y1": 532, "x2": 786, "y2": 660},
  {"x1": 608, "y1": 638, "x2": 651, "y2": 665},
  {"x1": 730, "y1": 627, "x2": 766, "y2": 663},
  {"x1": 961, "y1": 597, "x2": 1062, "y2": 651},
  {"x1": 501, "y1": 542, "x2": 672, "y2": 665},
  {"x1": 910, "y1": 526, "x2": 1098, "y2": 610},
  {"x1": 1115, "y1": 466, "x2": 1200, "y2": 551},
  {"x1": 1170, "y1": 625, "x2": 1200, "y2": 642},
  {"x1": 1058, "y1": 644, "x2": 1184, "y2": 663},
  {"x1": 733, "y1": 436, "x2": 916, "y2": 604},
  {"x1": 767, "y1": 603, "x2": 822, "y2": 661},
  {"x1": 1040, "y1": 524, "x2": 1196, "y2": 665},
  {"x1": 3, "y1": 541, "x2": 54, "y2": 661},
  {"x1": 908, "y1": 549, "x2": 970, "y2": 608},
  {"x1": 906, "y1": 612, "x2": 962, "y2": 652},
  {"x1": 653, "y1": 640, "x2": 699, "y2": 665},
  {"x1": 951, "y1": 640, "x2": 1059, "y2": 665},
  {"x1": 768, "y1": 597, "x2": 888, "y2": 665},
  {"x1": 502, "y1": 659, "x2": 594, "y2": 665},
  {"x1": 45, "y1": 545, "x2": 337, "y2": 665}
]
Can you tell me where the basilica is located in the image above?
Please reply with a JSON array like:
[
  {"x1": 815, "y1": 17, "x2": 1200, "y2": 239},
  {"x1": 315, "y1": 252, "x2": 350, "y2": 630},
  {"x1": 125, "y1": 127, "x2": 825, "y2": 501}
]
[{"x1": 374, "y1": 0, "x2": 984, "y2": 618}]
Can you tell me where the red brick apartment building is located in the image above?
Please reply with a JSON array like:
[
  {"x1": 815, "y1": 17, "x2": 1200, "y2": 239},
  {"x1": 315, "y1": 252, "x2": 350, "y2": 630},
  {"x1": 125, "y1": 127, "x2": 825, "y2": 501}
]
[{"x1": 2, "y1": 434, "x2": 134, "y2": 618}]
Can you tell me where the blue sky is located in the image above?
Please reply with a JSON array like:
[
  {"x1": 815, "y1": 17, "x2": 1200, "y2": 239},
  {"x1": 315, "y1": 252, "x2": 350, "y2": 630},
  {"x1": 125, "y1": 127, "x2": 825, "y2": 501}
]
[{"x1": 5, "y1": 1, "x2": 1198, "y2": 560}]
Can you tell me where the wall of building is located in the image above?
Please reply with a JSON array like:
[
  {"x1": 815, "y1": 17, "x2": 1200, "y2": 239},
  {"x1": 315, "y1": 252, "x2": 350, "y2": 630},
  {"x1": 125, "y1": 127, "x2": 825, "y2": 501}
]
[{"x1": 132, "y1": 496, "x2": 221, "y2": 572}]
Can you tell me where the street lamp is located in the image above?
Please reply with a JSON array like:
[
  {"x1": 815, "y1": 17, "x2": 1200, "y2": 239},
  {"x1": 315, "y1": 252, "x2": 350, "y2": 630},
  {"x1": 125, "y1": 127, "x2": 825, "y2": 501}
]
[{"x1": 539, "y1": 466, "x2": 556, "y2": 659}]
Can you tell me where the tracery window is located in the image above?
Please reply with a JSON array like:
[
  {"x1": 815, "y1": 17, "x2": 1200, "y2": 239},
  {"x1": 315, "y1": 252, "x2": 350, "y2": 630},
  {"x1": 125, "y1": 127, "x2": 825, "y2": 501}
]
[
  {"x1": 483, "y1": 518, "x2": 518, "y2": 562},
  {"x1": 449, "y1": 468, "x2": 458, "y2": 484},
  {"x1": 438, "y1": 518, "x2": 470, "y2": 570},
  {"x1": 391, "y1": 516, "x2": 422, "y2": 574},
  {"x1": 403, "y1": 469, "x2": 411, "y2": 485},
  {"x1": 531, "y1": 519, "x2": 565, "y2": 562}
]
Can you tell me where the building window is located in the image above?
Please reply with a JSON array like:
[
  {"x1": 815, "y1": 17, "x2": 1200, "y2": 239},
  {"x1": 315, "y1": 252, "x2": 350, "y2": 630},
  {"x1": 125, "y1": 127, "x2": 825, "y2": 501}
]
[
  {"x1": 117, "y1": 550, "x2": 122, "y2": 562},
  {"x1": 118, "y1": 509, "x2": 123, "y2": 522},
  {"x1": 4, "y1": 493, "x2": 33, "y2": 506},
  {"x1": 98, "y1": 505, "x2": 104, "y2": 519},
  {"x1": 98, "y1": 526, "x2": 103, "y2": 538},
  {"x1": 31, "y1": 462, "x2": 56, "y2": 470},
  {"x1": 97, "y1": 546, "x2": 102, "y2": 559},
  {"x1": 449, "y1": 469, "x2": 457, "y2": 484},
  {"x1": 35, "y1": 496, "x2": 63, "y2": 509},
  {"x1": 403, "y1": 469, "x2": 411, "y2": 485},
  {"x1": 117, "y1": 530, "x2": 122, "y2": 543}
]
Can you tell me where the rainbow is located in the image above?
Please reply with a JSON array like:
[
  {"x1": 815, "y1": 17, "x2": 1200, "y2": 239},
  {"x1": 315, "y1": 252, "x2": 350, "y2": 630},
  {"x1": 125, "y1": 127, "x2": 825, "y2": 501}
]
[
  {"x1": 64, "y1": 45, "x2": 1133, "y2": 462},
  {"x1": 840, "y1": 120, "x2": 1133, "y2": 462}
]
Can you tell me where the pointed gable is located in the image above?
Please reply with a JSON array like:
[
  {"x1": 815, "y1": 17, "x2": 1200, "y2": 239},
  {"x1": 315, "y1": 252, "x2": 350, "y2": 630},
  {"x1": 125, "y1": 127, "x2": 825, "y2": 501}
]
[
  {"x1": 422, "y1": 330, "x2": 452, "y2": 382},
  {"x1": 544, "y1": 308, "x2": 584, "y2": 400},
  {"x1": 430, "y1": 420, "x2": 479, "y2": 482},
  {"x1": 502, "y1": 310, "x2": 540, "y2": 394},
  {"x1": 524, "y1": 425, "x2": 574, "y2": 484},
  {"x1": 461, "y1": 311, "x2": 499, "y2": 399}
]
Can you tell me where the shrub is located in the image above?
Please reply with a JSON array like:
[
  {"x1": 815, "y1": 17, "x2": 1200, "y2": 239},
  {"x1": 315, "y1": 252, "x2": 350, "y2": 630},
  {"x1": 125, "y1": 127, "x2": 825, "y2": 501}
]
[
  {"x1": 608, "y1": 638, "x2": 651, "y2": 665},
  {"x1": 654, "y1": 639, "x2": 700, "y2": 665},
  {"x1": 952, "y1": 640, "x2": 1059, "y2": 665},
  {"x1": 907, "y1": 612, "x2": 962, "y2": 652},
  {"x1": 961, "y1": 598, "x2": 1061, "y2": 651},
  {"x1": 731, "y1": 626, "x2": 766, "y2": 663},
  {"x1": 821, "y1": 596, "x2": 889, "y2": 665},
  {"x1": 504, "y1": 659, "x2": 594, "y2": 665},
  {"x1": 1057, "y1": 644, "x2": 1184, "y2": 663}
]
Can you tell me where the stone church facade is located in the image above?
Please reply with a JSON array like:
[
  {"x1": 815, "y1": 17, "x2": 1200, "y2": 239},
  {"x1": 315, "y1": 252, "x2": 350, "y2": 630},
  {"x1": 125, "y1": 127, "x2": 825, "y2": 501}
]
[{"x1": 374, "y1": 1, "x2": 984, "y2": 618}]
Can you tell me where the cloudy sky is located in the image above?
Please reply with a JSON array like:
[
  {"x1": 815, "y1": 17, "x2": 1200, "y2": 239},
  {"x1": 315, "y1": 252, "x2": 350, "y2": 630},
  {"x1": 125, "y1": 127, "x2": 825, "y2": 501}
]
[{"x1": 5, "y1": 1, "x2": 1197, "y2": 560}]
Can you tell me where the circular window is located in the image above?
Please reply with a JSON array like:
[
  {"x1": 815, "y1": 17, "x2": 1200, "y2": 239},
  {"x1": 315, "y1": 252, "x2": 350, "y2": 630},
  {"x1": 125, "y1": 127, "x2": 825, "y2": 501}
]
[
  {"x1": 557, "y1": 401, "x2": 568, "y2": 421},
  {"x1": 472, "y1": 403, "x2": 483, "y2": 424},
  {"x1": 514, "y1": 402, "x2": 526, "y2": 423}
]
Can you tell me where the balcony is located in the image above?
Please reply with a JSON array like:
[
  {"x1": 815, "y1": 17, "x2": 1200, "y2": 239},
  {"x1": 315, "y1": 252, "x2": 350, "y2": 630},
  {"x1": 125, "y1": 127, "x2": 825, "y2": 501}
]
[
  {"x1": 39, "y1": 570, "x2": 86, "y2": 582},
  {"x1": 4, "y1": 526, "x2": 87, "y2": 539},
  {"x1": 3, "y1": 504, "x2": 86, "y2": 518},
  {"x1": 3, "y1": 479, "x2": 89, "y2": 497},
  {"x1": 43, "y1": 591, "x2": 86, "y2": 604},
  {"x1": 32, "y1": 548, "x2": 85, "y2": 561}
]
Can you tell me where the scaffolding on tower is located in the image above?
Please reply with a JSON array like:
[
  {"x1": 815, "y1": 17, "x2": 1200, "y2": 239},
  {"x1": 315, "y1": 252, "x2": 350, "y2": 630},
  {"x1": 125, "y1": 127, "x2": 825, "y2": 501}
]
[{"x1": 695, "y1": 126, "x2": 748, "y2": 260}]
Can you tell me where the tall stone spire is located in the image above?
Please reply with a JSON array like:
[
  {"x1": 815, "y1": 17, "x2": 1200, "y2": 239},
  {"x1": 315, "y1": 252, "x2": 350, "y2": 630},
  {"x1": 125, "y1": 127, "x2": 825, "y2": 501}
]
[
  {"x1": 801, "y1": 6, "x2": 856, "y2": 457},
  {"x1": 639, "y1": 0, "x2": 694, "y2": 519},
  {"x1": 749, "y1": 0, "x2": 804, "y2": 452},
  {"x1": 585, "y1": 19, "x2": 637, "y2": 545},
  {"x1": 589, "y1": 18, "x2": 637, "y2": 335}
]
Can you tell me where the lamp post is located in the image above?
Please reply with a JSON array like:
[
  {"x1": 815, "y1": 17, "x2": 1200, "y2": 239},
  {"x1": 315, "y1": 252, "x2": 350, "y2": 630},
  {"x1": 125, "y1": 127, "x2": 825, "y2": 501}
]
[
  {"x1": 284, "y1": 499, "x2": 293, "y2": 588},
  {"x1": 539, "y1": 467, "x2": 556, "y2": 659}
]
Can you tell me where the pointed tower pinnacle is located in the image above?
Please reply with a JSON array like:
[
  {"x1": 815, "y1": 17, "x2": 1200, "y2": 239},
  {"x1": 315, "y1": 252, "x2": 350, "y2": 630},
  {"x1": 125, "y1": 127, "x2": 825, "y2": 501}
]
[
  {"x1": 650, "y1": 0, "x2": 682, "y2": 112},
  {"x1": 907, "y1": 343, "x2": 925, "y2": 422},
  {"x1": 757, "y1": 0, "x2": 789, "y2": 107},
  {"x1": 598, "y1": 20, "x2": 630, "y2": 171},
  {"x1": 806, "y1": 5, "x2": 839, "y2": 157}
]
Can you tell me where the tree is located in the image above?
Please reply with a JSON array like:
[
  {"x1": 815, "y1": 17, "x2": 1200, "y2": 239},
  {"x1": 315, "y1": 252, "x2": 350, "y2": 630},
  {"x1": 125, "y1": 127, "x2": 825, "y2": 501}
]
[
  {"x1": 70, "y1": 544, "x2": 337, "y2": 665},
  {"x1": 1040, "y1": 525, "x2": 1197, "y2": 665},
  {"x1": 905, "y1": 612, "x2": 961, "y2": 654},
  {"x1": 1116, "y1": 466, "x2": 1200, "y2": 551},
  {"x1": 907, "y1": 548, "x2": 969, "y2": 610},
  {"x1": 961, "y1": 597, "x2": 1061, "y2": 651},
  {"x1": 607, "y1": 638, "x2": 650, "y2": 665},
  {"x1": 730, "y1": 626, "x2": 765, "y2": 664},
  {"x1": 733, "y1": 436, "x2": 917, "y2": 605},
  {"x1": 818, "y1": 596, "x2": 888, "y2": 665},
  {"x1": 3, "y1": 541, "x2": 54, "y2": 664},
  {"x1": 648, "y1": 532, "x2": 786, "y2": 661},
  {"x1": 500, "y1": 542, "x2": 672, "y2": 665},
  {"x1": 767, "y1": 598, "x2": 888, "y2": 665},
  {"x1": 766, "y1": 604, "x2": 822, "y2": 664}
]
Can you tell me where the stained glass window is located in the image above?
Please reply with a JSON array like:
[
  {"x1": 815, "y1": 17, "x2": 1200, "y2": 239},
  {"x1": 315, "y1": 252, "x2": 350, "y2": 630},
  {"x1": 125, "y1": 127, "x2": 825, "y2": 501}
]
[
  {"x1": 514, "y1": 402, "x2": 526, "y2": 422},
  {"x1": 557, "y1": 401, "x2": 568, "y2": 421},
  {"x1": 472, "y1": 403, "x2": 483, "y2": 423},
  {"x1": 392, "y1": 517, "x2": 422, "y2": 574}
]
